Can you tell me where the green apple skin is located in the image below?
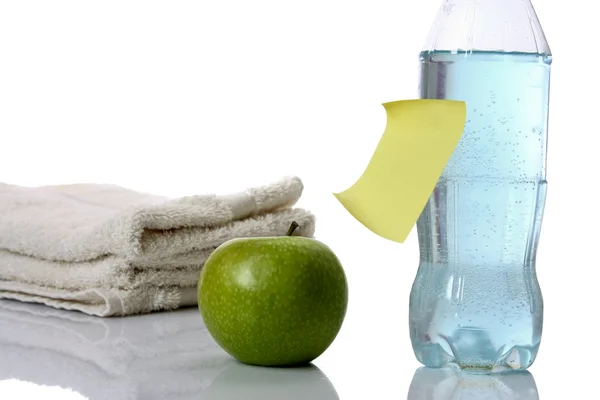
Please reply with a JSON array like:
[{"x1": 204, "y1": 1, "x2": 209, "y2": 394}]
[{"x1": 198, "y1": 236, "x2": 348, "y2": 367}]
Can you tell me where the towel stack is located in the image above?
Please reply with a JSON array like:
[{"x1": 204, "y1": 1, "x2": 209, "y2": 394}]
[{"x1": 0, "y1": 177, "x2": 315, "y2": 317}]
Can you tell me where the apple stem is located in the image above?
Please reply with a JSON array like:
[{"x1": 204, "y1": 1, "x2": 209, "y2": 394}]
[{"x1": 286, "y1": 221, "x2": 299, "y2": 236}]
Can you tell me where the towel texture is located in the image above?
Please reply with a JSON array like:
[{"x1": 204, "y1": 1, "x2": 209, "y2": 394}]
[{"x1": 0, "y1": 177, "x2": 315, "y2": 316}]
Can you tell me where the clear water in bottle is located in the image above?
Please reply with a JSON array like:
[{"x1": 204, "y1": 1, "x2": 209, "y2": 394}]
[{"x1": 409, "y1": 50, "x2": 551, "y2": 372}]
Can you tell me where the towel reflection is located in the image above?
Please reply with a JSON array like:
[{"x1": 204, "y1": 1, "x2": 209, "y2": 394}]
[{"x1": 0, "y1": 300, "x2": 338, "y2": 400}]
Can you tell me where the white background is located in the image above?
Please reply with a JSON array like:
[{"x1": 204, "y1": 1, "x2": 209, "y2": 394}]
[{"x1": 0, "y1": 0, "x2": 597, "y2": 399}]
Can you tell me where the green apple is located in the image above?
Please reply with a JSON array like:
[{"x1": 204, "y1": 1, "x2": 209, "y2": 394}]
[{"x1": 198, "y1": 221, "x2": 348, "y2": 367}]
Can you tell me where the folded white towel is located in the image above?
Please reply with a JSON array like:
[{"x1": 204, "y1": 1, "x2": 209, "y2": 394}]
[{"x1": 0, "y1": 177, "x2": 315, "y2": 316}]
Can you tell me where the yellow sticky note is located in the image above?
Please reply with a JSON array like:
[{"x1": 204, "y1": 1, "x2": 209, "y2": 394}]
[{"x1": 334, "y1": 99, "x2": 466, "y2": 243}]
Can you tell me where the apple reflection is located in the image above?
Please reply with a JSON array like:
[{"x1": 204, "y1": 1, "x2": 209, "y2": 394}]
[
  {"x1": 407, "y1": 367, "x2": 539, "y2": 400},
  {"x1": 203, "y1": 362, "x2": 340, "y2": 400}
]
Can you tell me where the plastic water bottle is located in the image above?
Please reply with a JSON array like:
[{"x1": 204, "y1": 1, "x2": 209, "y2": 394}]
[{"x1": 409, "y1": 0, "x2": 551, "y2": 373}]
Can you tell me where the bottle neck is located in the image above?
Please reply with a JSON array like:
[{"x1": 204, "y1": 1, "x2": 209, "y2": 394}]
[
  {"x1": 424, "y1": 0, "x2": 550, "y2": 54},
  {"x1": 442, "y1": 0, "x2": 533, "y2": 5}
]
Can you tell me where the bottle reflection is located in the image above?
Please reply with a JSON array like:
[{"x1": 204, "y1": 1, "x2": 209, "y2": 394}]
[
  {"x1": 204, "y1": 362, "x2": 339, "y2": 400},
  {"x1": 407, "y1": 367, "x2": 539, "y2": 400}
]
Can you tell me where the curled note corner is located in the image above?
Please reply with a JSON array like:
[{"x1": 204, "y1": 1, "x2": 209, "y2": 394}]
[{"x1": 333, "y1": 99, "x2": 467, "y2": 243}]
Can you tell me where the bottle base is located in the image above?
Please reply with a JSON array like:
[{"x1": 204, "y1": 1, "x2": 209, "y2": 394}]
[{"x1": 414, "y1": 342, "x2": 538, "y2": 374}]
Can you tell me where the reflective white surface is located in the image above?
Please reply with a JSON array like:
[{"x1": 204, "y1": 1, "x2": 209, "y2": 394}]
[
  {"x1": 0, "y1": 300, "x2": 339, "y2": 399},
  {"x1": 0, "y1": 293, "x2": 591, "y2": 399}
]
